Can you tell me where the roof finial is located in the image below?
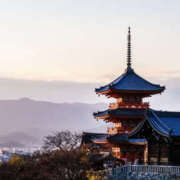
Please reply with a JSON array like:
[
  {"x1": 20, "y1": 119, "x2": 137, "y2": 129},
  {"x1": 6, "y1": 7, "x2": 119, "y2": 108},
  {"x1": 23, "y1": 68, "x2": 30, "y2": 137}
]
[{"x1": 127, "y1": 27, "x2": 131, "y2": 69}]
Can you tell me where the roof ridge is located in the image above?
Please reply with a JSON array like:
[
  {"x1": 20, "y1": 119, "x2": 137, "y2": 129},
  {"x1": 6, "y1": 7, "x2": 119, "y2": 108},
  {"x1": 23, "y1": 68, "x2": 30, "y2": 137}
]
[
  {"x1": 132, "y1": 71, "x2": 164, "y2": 88},
  {"x1": 129, "y1": 120, "x2": 146, "y2": 137},
  {"x1": 109, "y1": 72, "x2": 126, "y2": 87},
  {"x1": 154, "y1": 109, "x2": 180, "y2": 113},
  {"x1": 145, "y1": 113, "x2": 170, "y2": 136},
  {"x1": 111, "y1": 68, "x2": 134, "y2": 86},
  {"x1": 95, "y1": 71, "x2": 126, "y2": 91},
  {"x1": 150, "y1": 110, "x2": 172, "y2": 134},
  {"x1": 152, "y1": 110, "x2": 180, "y2": 118},
  {"x1": 111, "y1": 69, "x2": 165, "y2": 90}
]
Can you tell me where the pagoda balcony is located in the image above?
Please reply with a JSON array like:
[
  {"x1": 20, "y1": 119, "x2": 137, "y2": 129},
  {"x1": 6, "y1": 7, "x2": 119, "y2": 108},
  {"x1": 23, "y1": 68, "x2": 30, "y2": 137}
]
[
  {"x1": 109, "y1": 102, "x2": 149, "y2": 110},
  {"x1": 107, "y1": 127, "x2": 127, "y2": 135}
]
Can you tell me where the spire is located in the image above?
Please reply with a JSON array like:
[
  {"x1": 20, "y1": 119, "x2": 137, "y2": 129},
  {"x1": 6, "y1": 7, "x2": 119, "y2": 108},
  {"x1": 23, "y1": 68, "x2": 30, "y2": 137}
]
[{"x1": 127, "y1": 27, "x2": 131, "y2": 69}]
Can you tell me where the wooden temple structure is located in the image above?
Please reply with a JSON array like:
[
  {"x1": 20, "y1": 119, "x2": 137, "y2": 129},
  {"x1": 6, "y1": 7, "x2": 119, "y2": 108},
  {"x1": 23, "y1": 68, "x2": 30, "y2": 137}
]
[{"x1": 82, "y1": 28, "x2": 180, "y2": 165}]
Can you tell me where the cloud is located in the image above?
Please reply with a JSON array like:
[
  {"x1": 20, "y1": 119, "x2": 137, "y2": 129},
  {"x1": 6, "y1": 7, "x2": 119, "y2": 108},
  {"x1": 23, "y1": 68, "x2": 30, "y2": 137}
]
[{"x1": 0, "y1": 77, "x2": 108, "y2": 103}]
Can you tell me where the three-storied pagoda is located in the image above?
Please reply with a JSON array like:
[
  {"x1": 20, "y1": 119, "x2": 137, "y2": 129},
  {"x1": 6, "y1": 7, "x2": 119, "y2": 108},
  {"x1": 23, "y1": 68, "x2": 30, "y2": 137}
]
[{"x1": 82, "y1": 28, "x2": 180, "y2": 165}]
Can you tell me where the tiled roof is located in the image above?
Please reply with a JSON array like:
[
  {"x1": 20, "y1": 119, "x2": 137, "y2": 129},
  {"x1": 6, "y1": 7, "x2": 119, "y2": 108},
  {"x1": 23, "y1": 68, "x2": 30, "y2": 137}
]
[
  {"x1": 94, "y1": 108, "x2": 180, "y2": 137},
  {"x1": 94, "y1": 108, "x2": 145, "y2": 118},
  {"x1": 81, "y1": 132, "x2": 107, "y2": 144},
  {"x1": 146, "y1": 110, "x2": 180, "y2": 136},
  {"x1": 108, "y1": 133, "x2": 146, "y2": 144},
  {"x1": 95, "y1": 68, "x2": 165, "y2": 94},
  {"x1": 129, "y1": 109, "x2": 180, "y2": 137}
]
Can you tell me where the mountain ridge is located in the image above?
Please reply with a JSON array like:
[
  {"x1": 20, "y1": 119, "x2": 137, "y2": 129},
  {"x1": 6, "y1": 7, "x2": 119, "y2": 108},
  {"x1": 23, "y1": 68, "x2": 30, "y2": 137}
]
[{"x1": 0, "y1": 98, "x2": 107, "y2": 147}]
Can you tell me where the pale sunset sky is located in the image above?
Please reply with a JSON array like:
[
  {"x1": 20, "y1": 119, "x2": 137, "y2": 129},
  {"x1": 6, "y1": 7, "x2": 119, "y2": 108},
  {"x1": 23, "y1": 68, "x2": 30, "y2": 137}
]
[{"x1": 0, "y1": 0, "x2": 179, "y2": 110}]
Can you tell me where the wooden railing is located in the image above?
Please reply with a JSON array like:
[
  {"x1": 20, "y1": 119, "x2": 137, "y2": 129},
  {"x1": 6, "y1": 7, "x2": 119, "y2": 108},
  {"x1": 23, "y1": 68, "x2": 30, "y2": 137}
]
[
  {"x1": 115, "y1": 165, "x2": 180, "y2": 174},
  {"x1": 109, "y1": 102, "x2": 149, "y2": 110},
  {"x1": 109, "y1": 165, "x2": 180, "y2": 179}
]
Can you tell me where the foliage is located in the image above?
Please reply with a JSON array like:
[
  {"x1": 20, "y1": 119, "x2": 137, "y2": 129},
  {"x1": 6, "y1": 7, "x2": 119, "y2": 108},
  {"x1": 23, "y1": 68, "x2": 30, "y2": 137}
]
[
  {"x1": 9, "y1": 156, "x2": 24, "y2": 166},
  {"x1": 87, "y1": 170, "x2": 110, "y2": 180},
  {"x1": 43, "y1": 130, "x2": 81, "y2": 152},
  {"x1": 0, "y1": 131, "x2": 92, "y2": 180}
]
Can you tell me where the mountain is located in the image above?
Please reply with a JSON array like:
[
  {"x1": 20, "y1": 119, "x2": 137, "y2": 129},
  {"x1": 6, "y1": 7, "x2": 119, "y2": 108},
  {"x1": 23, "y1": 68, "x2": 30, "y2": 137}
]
[
  {"x1": 0, "y1": 98, "x2": 107, "y2": 147},
  {"x1": 0, "y1": 132, "x2": 40, "y2": 148}
]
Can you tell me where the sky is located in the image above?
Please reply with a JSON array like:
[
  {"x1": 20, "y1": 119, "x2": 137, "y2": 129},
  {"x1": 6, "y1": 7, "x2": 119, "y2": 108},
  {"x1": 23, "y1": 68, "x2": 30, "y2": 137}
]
[{"x1": 0, "y1": 0, "x2": 180, "y2": 110}]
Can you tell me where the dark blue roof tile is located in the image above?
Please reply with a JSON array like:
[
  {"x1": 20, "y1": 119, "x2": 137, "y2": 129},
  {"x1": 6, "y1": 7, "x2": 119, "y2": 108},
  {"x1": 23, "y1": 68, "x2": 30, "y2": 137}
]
[
  {"x1": 108, "y1": 133, "x2": 146, "y2": 143},
  {"x1": 129, "y1": 109, "x2": 180, "y2": 137},
  {"x1": 147, "y1": 110, "x2": 180, "y2": 136},
  {"x1": 96, "y1": 68, "x2": 165, "y2": 94},
  {"x1": 94, "y1": 108, "x2": 145, "y2": 118}
]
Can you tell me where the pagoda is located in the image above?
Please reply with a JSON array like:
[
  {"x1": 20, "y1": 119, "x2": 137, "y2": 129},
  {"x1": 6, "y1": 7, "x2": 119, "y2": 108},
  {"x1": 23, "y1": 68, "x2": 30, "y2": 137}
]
[
  {"x1": 93, "y1": 27, "x2": 165, "y2": 163},
  {"x1": 82, "y1": 28, "x2": 180, "y2": 165}
]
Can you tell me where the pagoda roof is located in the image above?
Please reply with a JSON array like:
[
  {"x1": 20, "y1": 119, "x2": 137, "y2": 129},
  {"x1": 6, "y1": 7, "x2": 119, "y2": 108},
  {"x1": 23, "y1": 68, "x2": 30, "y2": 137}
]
[
  {"x1": 130, "y1": 109, "x2": 180, "y2": 137},
  {"x1": 82, "y1": 131, "x2": 146, "y2": 145},
  {"x1": 95, "y1": 68, "x2": 165, "y2": 96},
  {"x1": 94, "y1": 108, "x2": 180, "y2": 137},
  {"x1": 91, "y1": 136, "x2": 108, "y2": 144},
  {"x1": 81, "y1": 132, "x2": 107, "y2": 144},
  {"x1": 107, "y1": 134, "x2": 146, "y2": 144},
  {"x1": 94, "y1": 108, "x2": 145, "y2": 119}
]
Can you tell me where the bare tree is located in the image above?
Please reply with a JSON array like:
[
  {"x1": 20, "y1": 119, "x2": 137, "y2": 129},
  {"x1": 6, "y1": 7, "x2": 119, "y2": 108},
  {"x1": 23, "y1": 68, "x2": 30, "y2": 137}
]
[{"x1": 43, "y1": 130, "x2": 82, "y2": 152}]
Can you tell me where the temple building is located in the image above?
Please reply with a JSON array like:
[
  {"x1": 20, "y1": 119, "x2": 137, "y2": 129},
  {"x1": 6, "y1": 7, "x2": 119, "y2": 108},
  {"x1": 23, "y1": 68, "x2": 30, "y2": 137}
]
[{"x1": 82, "y1": 28, "x2": 180, "y2": 165}]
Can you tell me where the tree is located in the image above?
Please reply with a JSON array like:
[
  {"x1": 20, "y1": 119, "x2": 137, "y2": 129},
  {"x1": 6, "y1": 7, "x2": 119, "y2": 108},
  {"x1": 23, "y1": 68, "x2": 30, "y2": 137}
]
[
  {"x1": 43, "y1": 130, "x2": 82, "y2": 152},
  {"x1": 9, "y1": 156, "x2": 24, "y2": 166},
  {"x1": 0, "y1": 131, "x2": 92, "y2": 180},
  {"x1": 42, "y1": 130, "x2": 90, "y2": 179}
]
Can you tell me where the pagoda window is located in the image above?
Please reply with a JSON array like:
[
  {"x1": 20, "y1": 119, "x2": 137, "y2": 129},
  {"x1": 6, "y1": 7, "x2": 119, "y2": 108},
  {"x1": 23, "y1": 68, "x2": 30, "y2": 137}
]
[
  {"x1": 135, "y1": 97, "x2": 142, "y2": 103},
  {"x1": 123, "y1": 96, "x2": 138, "y2": 103},
  {"x1": 124, "y1": 97, "x2": 129, "y2": 102},
  {"x1": 122, "y1": 96, "x2": 143, "y2": 103},
  {"x1": 131, "y1": 96, "x2": 137, "y2": 102}
]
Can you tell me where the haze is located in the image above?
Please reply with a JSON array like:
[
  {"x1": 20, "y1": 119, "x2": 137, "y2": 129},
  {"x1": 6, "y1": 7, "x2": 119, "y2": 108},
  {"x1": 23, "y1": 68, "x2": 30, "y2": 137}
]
[{"x1": 0, "y1": 0, "x2": 179, "y2": 110}]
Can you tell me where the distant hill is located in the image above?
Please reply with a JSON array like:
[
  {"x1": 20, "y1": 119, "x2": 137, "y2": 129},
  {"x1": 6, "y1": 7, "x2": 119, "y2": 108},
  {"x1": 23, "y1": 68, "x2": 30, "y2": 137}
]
[
  {"x1": 0, "y1": 98, "x2": 107, "y2": 147},
  {"x1": 0, "y1": 132, "x2": 40, "y2": 148}
]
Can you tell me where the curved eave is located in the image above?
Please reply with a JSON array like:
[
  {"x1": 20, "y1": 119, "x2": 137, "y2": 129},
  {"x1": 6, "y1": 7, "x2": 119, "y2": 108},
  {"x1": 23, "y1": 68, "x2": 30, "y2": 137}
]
[
  {"x1": 94, "y1": 113, "x2": 144, "y2": 120},
  {"x1": 107, "y1": 134, "x2": 147, "y2": 145},
  {"x1": 92, "y1": 140, "x2": 108, "y2": 144},
  {"x1": 94, "y1": 115, "x2": 144, "y2": 121},
  {"x1": 129, "y1": 112, "x2": 171, "y2": 138},
  {"x1": 93, "y1": 111, "x2": 109, "y2": 119},
  {"x1": 108, "y1": 140, "x2": 146, "y2": 146},
  {"x1": 129, "y1": 120, "x2": 146, "y2": 138},
  {"x1": 130, "y1": 142, "x2": 147, "y2": 145},
  {"x1": 96, "y1": 87, "x2": 165, "y2": 97},
  {"x1": 145, "y1": 114, "x2": 170, "y2": 137},
  {"x1": 94, "y1": 114, "x2": 110, "y2": 120}
]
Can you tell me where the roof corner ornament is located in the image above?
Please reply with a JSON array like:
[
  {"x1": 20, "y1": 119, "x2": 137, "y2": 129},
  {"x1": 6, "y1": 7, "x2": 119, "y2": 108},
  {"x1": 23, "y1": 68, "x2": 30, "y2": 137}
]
[{"x1": 127, "y1": 27, "x2": 132, "y2": 72}]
